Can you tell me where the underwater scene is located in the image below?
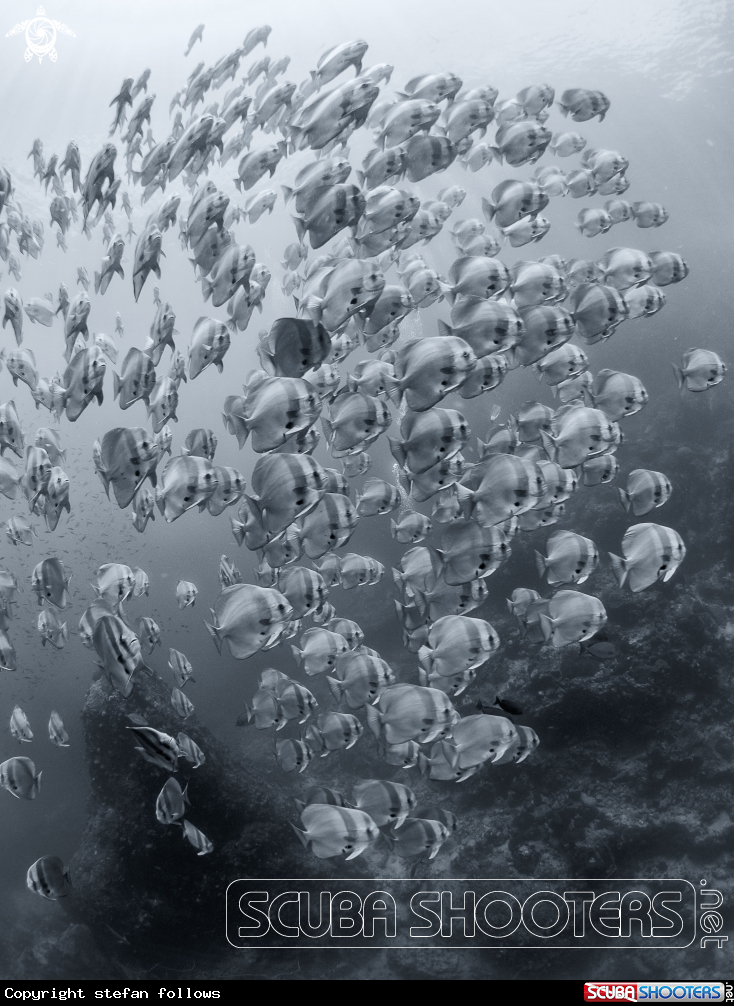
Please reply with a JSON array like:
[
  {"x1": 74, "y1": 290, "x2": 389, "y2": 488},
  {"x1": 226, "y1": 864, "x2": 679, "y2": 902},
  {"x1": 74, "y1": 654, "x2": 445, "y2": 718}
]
[{"x1": 0, "y1": 0, "x2": 732, "y2": 982}]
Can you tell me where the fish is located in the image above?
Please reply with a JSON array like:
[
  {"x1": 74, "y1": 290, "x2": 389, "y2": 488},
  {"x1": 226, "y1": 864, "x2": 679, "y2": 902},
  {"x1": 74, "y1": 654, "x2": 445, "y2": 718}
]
[
  {"x1": 339, "y1": 553, "x2": 384, "y2": 589},
  {"x1": 436, "y1": 520, "x2": 510, "y2": 585},
  {"x1": 293, "y1": 184, "x2": 365, "y2": 249},
  {"x1": 206, "y1": 583, "x2": 293, "y2": 659},
  {"x1": 146, "y1": 303, "x2": 178, "y2": 367},
  {"x1": 27, "y1": 856, "x2": 72, "y2": 900},
  {"x1": 155, "y1": 455, "x2": 217, "y2": 521},
  {"x1": 276, "y1": 738, "x2": 314, "y2": 774},
  {"x1": 258, "y1": 318, "x2": 331, "y2": 379},
  {"x1": 418, "y1": 614, "x2": 500, "y2": 678},
  {"x1": 2, "y1": 348, "x2": 38, "y2": 392},
  {"x1": 2, "y1": 289, "x2": 24, "y2": 345},
  {"x1": 619, "y1": 469, "x2": 672, "y2": 516},
  {"x1": 0, "y1": 757, "x2": 41, "y2": 799},
  {"x1": 366, "y1": 683, "x2": 458, "y2": 745},
  {"x1": 609, "y1": 523, "x2": 686, "y2": 593},
  {"x1": 631, "y1": 201, "x2": 668, "y2": 228},
  {"x1": 292, "y1": 804, "x2": 378, "y2": 859},
  {"x1": 592, "y1": 369, "x2": 648, "y2": 421},
  {"x1": 182, "y1": 820, "x2": 213, "y2": 855},
  {"x1": 303, "y1": 716, "x2": 363, "y2": 756},
  {"x1": 156, "y1": 777, "x2": 190, "y2": 825},
  {"x1": 535, "y1": 530, "x2": 599, "y2": 585},
  {"x1": 128, "y1": 725, "x2": 179, "y2": 772},
  {"x1": 24, "y1": 297, "x2": 55, "y2": 328},
  {"x1": 673, "y1": 349, "x2": 726, "y2": 392},
  {"x1": 47, "y1": 711, "x2": 70, "y2": 747},
  {"x1": 177, "y1": 733, "x2": 205, "y2": 768},
  {"x1": 355, "y1": 478, "x2": 400, "y2": 517},
  {"x1": 539, "y1": 590, "x2": 608, "y2": 646},
  {"x1": 38, "y1": 608, "x2": 69, "y2": 649},
  {"x1": 95, "y1": 427, "x2": 160, "y2": 509},
  {"x1": 113, "y1": 350, "x2": 157, "y2": 411},
  {"x1": 171, "y1": 687, "x2": 195, "y2": 719},
  {"x1": 327, "y1": 648, "x2": 395, "y2": 708},
  {"x1": 391, "y1": 511, "x2": 432, "y2": 544},
  {"x1": 650, "y1": 251, "x2": 689, "y2": 286},
  {"x1": 383, "y1": 817, "x2": 451, "y2": 857},
  {"x1": 581, "y1": 455, "x2": 619, "y2": 486},
  {"x1": 6, "y1": 515, "x2": 35, "y2": 546},
  {"x1": 138, "y1": 616, "x2": 162, "y2": 654},
  {"x1": 350, "y1": 780, "x2": 416, "y2": 829},
  {"x1": 93, "y1": 613, "x2": 145, "y2": 697},
  {"x1": 10, "y1": 706, "x2": 33, "y2": 742},
  {"x1": 322, "y1": 391, "x2": 391, "y2": 457},
  {"x1": 176, "y1": 581, "x2": 198, "y2": 609},
  {"x1": 31, "y1": 558, "x2": 71, "y2": 608},
  {"x1": 63, "y1": 347, "x2": 106, "y2": 423},
  {"x1": 291, "y1": 627, "x2": 349, "y2": 676},
  {"x1": 558, "y1": 88, "x2": 610, "y2": 122}
]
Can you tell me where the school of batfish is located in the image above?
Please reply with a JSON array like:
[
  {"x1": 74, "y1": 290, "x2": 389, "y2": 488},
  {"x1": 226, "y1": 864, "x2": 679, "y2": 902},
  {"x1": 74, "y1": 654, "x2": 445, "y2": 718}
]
[{"x1": 0, "y1": 21, "x2": 726, "y2": 890}]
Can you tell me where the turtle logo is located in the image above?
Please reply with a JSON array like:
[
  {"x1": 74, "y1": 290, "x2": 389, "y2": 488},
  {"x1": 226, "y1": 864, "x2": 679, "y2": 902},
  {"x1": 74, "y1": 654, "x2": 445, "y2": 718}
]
[{"x1": 5, "y1": 6, "x2": 75, "y2": 63}]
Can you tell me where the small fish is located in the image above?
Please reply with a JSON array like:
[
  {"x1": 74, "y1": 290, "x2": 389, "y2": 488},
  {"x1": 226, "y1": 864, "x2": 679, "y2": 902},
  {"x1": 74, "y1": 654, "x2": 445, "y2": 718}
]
[
  {"x1": 10, "y1": 705, "x2": 33, "y2": 743},
  {"x1": 182, "y1": 819, "x2": 213, "y2": 855},
  {"x1": 156, "y1": 777, "x2": 190, "y2": 824},
  {"x1": 27, "y1": 856, "x2": 71, "y2": 899},
  {"x1": 673, "y1": 349, "x2": 726, "y2": 392},
  {"x1": 292, "y1": 804, "x2": 378, "y2": 859},
  {"x1": 176, "y1": 580, "x2": 198, "y2": 609},
  {"x1": 492, "y1": 695, "x2": 523, "y2": 716},
  {"x1": 48, "y1": 711, "x2": 69, "y2": 746},
  {"x1": 177, "y1": 732, "x2": 206, "y2": 768},
  {"x1": 128, "y1": 725, "x2": 179, "y2": 772}
]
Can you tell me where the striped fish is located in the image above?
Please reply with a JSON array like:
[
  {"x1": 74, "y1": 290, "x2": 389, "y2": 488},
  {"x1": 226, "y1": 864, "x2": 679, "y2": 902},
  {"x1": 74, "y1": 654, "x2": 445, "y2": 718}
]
[
  {"x1": 128, "y1": 725, "x2": 179, "y2": 772},
  {"x1": 155, "y1": 777, "x2": 190, "y2": 824},
  {"x1": 0, "y1": 756, "x2": 41, "y2": 799},
  {"x1": 27, "y1": 856, "x2": 71, "y2": 899}
]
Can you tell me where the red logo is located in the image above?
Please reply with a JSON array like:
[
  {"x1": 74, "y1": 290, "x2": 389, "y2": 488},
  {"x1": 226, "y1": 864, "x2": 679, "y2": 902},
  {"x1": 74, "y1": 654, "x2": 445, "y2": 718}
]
[{"x1": 584, "y1": 985, "x2": 637, "y2": 1002}]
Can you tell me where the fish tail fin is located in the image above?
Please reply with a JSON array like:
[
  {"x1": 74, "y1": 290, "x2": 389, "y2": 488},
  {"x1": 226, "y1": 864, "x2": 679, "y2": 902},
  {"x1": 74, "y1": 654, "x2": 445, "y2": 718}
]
[
  {"x1": 34, "y1": 770, "x2": 42, "y2": 796},
  {"x1": 481, "y1": 196, "x2": 495, "y2": 222},
  {"x1": 204, "y1": 619, "x2": 222, "y2": 653},
  {"x1": 539, "y1": 612, "x2": 554, "y2": 644},
  {"x1": 112, "y1": 371, "x2": 121, "y2": 399},
  {"x1": 290, "y1": 645, "x2": 303, "y2": 667},
  {"x1": 608, "y1": 552, "x2": 627, "y2": 588},
  {"x1": 417, "y1": 751, "x2": 430, "y2": 775},
  {"x1": 618, "y1": 488, "x2": 631, "y2": 512},
  {"x1": 365, "y1": 701, "x2": 382, "y2": 739},
  {"x1": 94, "y1": 272, "x2": 101, "y2": 295},
  {"x1": 437, "y1": 318, "x2": 453, "y2": 338},
  {"x1": 672, "y1": 364, "x2": 684, "y2": 389},
  {"x1": 534, "y1": 550, "x2": 547, "y2": 579},
  {"x1": 391, "y1": 567, "x2": 403, "y2": 591},
  {"x1": 417, "y1": 665, "x2": 428, "y2": 686},
  {"x1": 281, "y1": 185, "x2": 293, "y2": 204},
  {"x1": 290, "y1": 823, "x2": 310, "y2": 850},
  {"x1": 326, "y1": 676, "x2": 343, "y2": 703}
]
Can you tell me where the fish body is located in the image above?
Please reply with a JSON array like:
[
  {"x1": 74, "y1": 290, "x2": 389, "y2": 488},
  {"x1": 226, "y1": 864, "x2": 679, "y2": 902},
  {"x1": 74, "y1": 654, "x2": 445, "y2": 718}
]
[
  {"x1": 535, "y1": 530, "x2": 599, "y2": 585},
  {"x1": 619, "y1": 469, "x2": 672, "y2": 516},
  {"x1": 31, "y1": 557, "x2": 71, "y2": 608},
  {"x1": 0, "y1": 757, "x2": 41, "y2": 799},
  {"x1": 538, "y1": 590, "x2": 607, "y2": 646},
  {"x1": 293, "y1": 804, "x2": 378, "y2": 860},
  {"x1": 609, "y1": 523, "x2": 686, "y2": 593},
  {"x1": 673, "y1": 349, "x2": 726, "y2": 392}
]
